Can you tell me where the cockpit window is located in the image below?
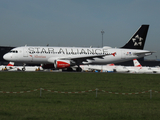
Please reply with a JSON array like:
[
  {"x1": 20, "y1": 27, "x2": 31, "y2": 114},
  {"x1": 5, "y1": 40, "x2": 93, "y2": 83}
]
[{"x1": 9, "y1": 50, "x2": 18, "y2": 53}]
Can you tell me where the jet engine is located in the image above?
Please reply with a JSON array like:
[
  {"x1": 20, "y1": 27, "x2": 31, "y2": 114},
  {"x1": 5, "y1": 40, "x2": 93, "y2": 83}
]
[{"x1": 54, "y1": 60, "x2": 75, "y2": 69}]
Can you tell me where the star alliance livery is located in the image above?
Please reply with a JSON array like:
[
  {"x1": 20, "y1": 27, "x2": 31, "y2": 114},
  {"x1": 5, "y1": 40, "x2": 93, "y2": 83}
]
[{"x1": 3, "y1": 25, "x2": 153, "y2": 71}]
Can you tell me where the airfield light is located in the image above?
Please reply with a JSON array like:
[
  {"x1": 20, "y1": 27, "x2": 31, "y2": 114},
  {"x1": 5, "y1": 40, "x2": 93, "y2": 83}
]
[{"x1": 101, "y1": 30, "x2": 105, "y2": 47}]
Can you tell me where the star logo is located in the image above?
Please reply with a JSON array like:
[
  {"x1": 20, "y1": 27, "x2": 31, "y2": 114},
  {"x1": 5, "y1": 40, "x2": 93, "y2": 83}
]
[{"x1": 132, "y1": 35, "x2": 143, "y2": 46}]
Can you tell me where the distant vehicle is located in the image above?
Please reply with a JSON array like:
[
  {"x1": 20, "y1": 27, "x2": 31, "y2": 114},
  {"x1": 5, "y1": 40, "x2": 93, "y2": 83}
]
[
  {"x1": 0, "y1": 62, "x2": 14, "y2": 71},
  {"x1": 3, "y1": 25, "x2": 153, "y2": 71}
]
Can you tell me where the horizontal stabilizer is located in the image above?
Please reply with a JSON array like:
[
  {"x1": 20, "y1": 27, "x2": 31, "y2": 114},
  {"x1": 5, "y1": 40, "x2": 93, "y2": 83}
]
[{"x1": 133, "y1": 51, "x2": 155, "y2": 56}]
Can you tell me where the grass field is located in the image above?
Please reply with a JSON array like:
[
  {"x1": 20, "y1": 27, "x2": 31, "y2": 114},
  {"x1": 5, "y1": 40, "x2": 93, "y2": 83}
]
[{"x1": 0, "y1": 72, "x2": 160, "y2": 120}]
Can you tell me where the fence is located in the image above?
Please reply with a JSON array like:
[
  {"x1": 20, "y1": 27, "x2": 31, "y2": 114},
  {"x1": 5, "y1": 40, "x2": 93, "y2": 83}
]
[{"x1": 1, "y1": 88, "x2": 160, "y2": 99}]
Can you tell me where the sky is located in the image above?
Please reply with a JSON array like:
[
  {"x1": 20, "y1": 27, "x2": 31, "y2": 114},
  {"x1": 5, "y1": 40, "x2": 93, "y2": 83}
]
[{"x1": 0, "y1": 0, "x2": 160, "y2": 59}]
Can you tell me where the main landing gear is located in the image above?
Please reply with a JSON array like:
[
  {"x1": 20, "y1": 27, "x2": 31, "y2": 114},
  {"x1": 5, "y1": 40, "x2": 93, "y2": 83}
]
[
  {"x1": 76, "y1": 67, "x2": 82, "y2": 72},
  {"x1": 22, "y1": 63, "x2": 26, "y2": 71}
]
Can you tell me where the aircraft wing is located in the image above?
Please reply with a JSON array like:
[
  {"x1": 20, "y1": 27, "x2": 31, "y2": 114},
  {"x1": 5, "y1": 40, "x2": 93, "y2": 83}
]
[
  {"x1": 59, "y1": 55, "x2": 105, "y2": 60},
  {"x1": 48, "y1": 52, "x2": 116, "y2": 64},
  {"x1": 59, "y1": 52, "x2": 116, "y2": 60}
]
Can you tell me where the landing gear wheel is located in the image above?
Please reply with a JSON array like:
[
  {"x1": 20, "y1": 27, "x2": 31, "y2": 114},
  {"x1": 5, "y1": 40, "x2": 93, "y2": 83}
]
[
  {"x1": 76, "y1": 67, "x2": 82, "y2": 72},
  {"x1": 22, "y1": 68, "x2": 25, "y2": 71}
]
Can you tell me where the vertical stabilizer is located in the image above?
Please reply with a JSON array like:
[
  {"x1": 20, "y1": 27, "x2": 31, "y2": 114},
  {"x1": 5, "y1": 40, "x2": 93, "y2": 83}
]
[
  {"x1": 121, "y1": 25, "x2": 149, "y2": 49},
  {"x1": 133, "y1": 59, "x2": 142, "y2": 67},
  {"x1": 7, "y1": 62, "x2": 14, "y2": 66}
]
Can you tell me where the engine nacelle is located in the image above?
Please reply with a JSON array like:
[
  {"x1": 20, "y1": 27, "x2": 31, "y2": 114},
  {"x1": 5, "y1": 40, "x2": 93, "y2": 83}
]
[{"x1": 54, "y1": 60, "x2": 72, "y2": 69}]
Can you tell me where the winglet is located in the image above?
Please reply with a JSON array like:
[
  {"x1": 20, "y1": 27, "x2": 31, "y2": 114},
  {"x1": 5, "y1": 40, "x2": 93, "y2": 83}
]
[{"x1": 112, "y1": 52, "x2": 116, "y2": 56}]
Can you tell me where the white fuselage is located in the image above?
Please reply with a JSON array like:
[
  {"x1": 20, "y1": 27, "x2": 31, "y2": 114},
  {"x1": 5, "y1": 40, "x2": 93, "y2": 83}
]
[
  {"x1": 80, "y1": 64, "x2": 129, "y2": 73},
  {"x1": 9, "y1": 66, "x2": 43, "y2": 71},
  {"x1": 3, "y1": 46, "x2": 151, "y2": 65}
]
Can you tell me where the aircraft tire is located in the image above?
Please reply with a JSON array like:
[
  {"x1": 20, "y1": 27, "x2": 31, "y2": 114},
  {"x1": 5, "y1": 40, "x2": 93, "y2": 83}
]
[
  {"x1": 22, "y1": 68, "x2": 25, "y2": 71},
  {"x1": 76, "y1": 67, "x2": 82, "y2": 72}
]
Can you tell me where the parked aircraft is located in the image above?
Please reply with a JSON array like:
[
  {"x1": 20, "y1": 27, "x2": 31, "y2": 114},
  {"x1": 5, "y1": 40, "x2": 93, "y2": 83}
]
[
  {"x1": 150, "y1": 67, "x2": 160, "y2": 73},
  {"x1": 114, "y1": 65, "x2": 130, "y2": 73},
  {"x1": 80, "y1": 64, "x2": 129, "y2": 73},
  {"x1": 80, "y1": 59, "x2": 160, "y2": 74},
  {"x1": 129, "y1": 59, "x2": 160, "y2": 73},
  {"x1": 0, "y1": 62, "x2": 14, "y2": 71},
  {"x1": 9, "y1": 65, "x2": 43, "y2": 71},
  {"x1": 126, "y1": 59, "x2": 153, "y2": 73},
  {"x1": 133, "y1": 59, "x2": 160, "y2": 73},
  {"x1": 3, "y1": 25, "x2": 153, "y2": 71},
  {"x1": 80, "y1": 64, "x2": 116, "y2": 72}
]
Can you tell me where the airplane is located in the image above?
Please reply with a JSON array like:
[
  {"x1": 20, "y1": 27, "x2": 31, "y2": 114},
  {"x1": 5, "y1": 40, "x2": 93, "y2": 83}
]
[
  {"x1": 80, "y1": 63, "x2": 129, "y2": 73},
  {"x1": 80, "y1": 64, "x2": 116, "y2": 72},
  {"x1": 0, "y1": 61, "x2": 43, "y2": 71},
  {"x1": 125, "y1": 59, "x2": 153, "y2": 73},
  {"x1": 113, "y1": 65, "x2": 130, "y2": 73},
  {"x1": 3, "y1": 25, "x2": 154, "y2": 72},
  {"x1": 129, "y1": 59, "x2": 160, "y2": 73},
  {"x1": 150, "y1": 67, "x2": 160, "y2": 73},
  {"x1": 9, "y1": 65, "x2": 43, "y2": 71},
  {"x1": 0, "y1": 62, "x2": 14, "y2": 71},
  {"x1": 81, "y1": 59, "x2": 160, "y2": 74}
]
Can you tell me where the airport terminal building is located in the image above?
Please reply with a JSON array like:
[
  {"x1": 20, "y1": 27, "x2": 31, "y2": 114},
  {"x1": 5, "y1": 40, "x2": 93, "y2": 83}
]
[{"x1": 0, "y1": 46, "x2": 160, "y2": 67}]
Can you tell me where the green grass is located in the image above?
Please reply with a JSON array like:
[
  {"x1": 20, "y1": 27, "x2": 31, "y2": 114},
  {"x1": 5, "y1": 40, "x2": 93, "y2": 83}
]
[{"x1": 0, "y1": 72, "x2": 160, "y2": 120}]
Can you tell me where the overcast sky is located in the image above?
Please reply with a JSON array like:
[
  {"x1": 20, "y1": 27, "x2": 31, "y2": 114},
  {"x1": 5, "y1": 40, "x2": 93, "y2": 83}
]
[{"x1": 0, "y1": 0, "x2": 160, "y2": 59}]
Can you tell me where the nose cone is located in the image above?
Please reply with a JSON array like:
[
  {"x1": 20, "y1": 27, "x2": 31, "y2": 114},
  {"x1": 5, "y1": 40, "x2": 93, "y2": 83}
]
[{"x1": 3, "y1": 53, "x2": 10, "y2": 61}]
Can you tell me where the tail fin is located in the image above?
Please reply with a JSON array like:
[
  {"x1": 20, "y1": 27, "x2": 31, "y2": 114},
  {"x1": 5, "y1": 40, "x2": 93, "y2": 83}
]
[
  {"x1": 7, "y1": 62, "x2": 14, "y2": 66},
  {"x1": 107, "y1": 63, "x2": 115, "y2": 66},
  {"x1": 121, "y1": 25, "x2": 149, "y2": 50},
  {"x1": 133, "y1": 59, "x2": 142, "y2": 67}
]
